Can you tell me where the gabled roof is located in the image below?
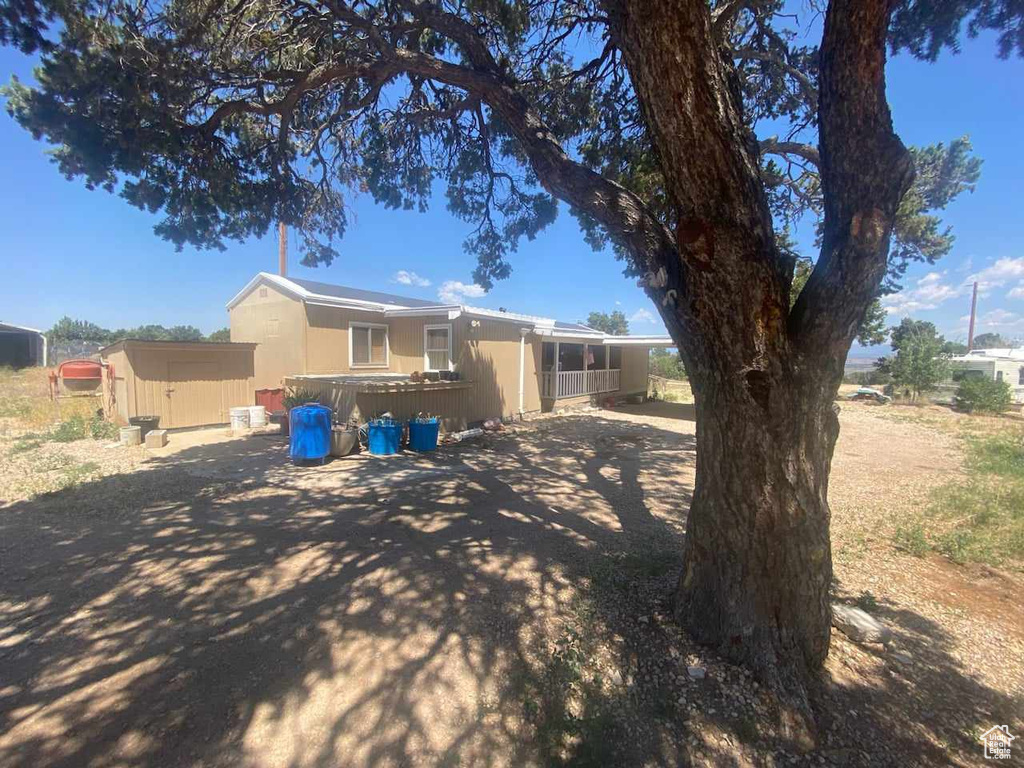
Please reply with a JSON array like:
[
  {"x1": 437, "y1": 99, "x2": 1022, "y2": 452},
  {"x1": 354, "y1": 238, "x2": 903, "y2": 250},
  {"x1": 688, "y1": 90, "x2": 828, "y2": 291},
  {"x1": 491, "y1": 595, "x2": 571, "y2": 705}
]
[{"x1": 227, "y1": 272, "x2": 674, "y2": 345}]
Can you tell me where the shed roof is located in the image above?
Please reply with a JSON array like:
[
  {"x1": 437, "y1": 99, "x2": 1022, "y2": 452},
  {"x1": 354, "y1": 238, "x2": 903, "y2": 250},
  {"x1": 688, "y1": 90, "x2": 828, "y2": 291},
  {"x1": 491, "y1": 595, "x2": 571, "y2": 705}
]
[{"x1": 100, "y1": 339, "x2": 258, "y2": 354}]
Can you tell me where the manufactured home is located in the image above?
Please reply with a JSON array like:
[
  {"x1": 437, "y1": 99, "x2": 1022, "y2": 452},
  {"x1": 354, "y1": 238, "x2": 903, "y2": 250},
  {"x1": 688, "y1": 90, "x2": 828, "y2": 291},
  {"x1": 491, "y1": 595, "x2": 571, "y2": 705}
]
[
  {"x1": 228, "y1": 272, "x2": 673, "y2": 430},
  {"x1": 945, "y1": 348, "x2": 1024, "y2": 404}
]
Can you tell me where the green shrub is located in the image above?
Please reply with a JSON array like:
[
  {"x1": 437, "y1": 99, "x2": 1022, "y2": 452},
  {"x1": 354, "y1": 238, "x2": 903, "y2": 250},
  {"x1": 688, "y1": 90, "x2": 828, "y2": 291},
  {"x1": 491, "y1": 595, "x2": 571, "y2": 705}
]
[
  {"x1": 893, "y1": 523, "x2": 929, "y2": 557},
  {"x1": 49, "y1": 414, "x2": 119, "y2": 442},
  {"x1": 954, "y1": 376, "x2": 1013, "y2": 414},
  {"x1": 283, "y1": 387, "x2": 322, "y2": 410}
]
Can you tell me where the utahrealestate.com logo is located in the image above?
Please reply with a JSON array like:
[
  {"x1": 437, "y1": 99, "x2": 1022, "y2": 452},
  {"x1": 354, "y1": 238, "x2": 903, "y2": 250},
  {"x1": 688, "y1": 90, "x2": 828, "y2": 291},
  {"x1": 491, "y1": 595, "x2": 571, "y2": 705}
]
[{"x1": 981, "y1": 725, "x2": 1015, "y2": 760}]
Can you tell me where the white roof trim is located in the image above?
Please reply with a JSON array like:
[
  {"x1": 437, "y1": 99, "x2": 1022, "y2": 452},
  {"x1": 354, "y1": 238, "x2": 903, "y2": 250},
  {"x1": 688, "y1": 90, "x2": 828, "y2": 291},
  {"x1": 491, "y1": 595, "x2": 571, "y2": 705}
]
[
  {"x1": 227, "y1": 272, "x2": 425, "y2": 312},
  {"x1": 384, "y1": 305, "x2": 461, "y2": 318},
  {"x1": 603, "y1": 335, "x2": 674, "y2": 346},
  {"x1": 462, "y1": 305, "x2": 556, "y2": 327},
  {"x1": 0, "y1": 322, "x2": 44, "y2": 334}
]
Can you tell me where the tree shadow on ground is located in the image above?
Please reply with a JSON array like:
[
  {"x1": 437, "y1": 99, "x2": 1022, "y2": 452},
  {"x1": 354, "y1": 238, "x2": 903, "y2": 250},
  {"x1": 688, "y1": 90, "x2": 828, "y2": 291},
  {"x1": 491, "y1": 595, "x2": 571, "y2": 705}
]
[{"x1": 0, "y1": 412, "x2": 1019, "y2": 767}]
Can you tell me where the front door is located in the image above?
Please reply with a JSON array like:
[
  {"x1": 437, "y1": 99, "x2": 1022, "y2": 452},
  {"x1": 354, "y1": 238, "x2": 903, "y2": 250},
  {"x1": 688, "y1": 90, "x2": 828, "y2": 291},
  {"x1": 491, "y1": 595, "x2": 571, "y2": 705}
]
[{"x1": 166, "y1": 361, "x2": 223, "y2": 428}]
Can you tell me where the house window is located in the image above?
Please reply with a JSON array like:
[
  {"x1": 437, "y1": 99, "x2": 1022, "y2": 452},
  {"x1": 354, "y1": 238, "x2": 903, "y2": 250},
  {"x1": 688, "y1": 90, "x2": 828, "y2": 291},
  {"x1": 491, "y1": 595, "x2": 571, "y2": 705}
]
[
  {"x1": 1019, "y1": 367, "x2": 1024, "y2": 385},
  {"x1": 424, "y1": 324, "x2": 452, "y2": 371},
  {"x1": 350, "y1": 323, "x2": 388, "y2": 367},
  {"x1": 996, "y1": 370, "x2": 1004, "y2": 383},
  {"x1": 608, "y1": 345, "x2": 622, "y2": 369}
]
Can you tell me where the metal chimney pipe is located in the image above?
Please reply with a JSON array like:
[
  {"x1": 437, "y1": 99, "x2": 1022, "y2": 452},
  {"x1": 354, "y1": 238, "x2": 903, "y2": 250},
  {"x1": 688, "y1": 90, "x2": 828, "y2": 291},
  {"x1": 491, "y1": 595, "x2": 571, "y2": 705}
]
[
  {"x1": 278, "y1": 222, "x2": 287, "y2": 277},
  {"x1": 967, "y1": 281, "x2": 978, "y2": 351}
]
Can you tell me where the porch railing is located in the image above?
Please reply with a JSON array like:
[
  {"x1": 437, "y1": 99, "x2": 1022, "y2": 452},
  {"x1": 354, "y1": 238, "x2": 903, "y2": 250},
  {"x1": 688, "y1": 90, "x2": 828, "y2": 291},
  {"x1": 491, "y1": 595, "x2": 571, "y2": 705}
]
[{"x1": 541, "y1": 368, "x2": 620, "y2": 399}]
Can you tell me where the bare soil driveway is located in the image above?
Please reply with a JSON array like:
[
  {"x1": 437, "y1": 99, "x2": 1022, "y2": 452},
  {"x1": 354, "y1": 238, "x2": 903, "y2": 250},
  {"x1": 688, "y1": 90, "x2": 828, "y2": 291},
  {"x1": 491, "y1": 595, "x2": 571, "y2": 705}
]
[{"x1": 1, "y1": 404, "x2": 1020, "y2": 767}]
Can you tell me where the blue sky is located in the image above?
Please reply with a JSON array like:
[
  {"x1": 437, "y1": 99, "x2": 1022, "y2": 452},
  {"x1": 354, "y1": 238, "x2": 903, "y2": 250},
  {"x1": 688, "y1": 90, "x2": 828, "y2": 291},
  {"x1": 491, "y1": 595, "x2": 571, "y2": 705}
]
[{"x1": 2, "y1": 28, "x2": 1022, "y2": 352}]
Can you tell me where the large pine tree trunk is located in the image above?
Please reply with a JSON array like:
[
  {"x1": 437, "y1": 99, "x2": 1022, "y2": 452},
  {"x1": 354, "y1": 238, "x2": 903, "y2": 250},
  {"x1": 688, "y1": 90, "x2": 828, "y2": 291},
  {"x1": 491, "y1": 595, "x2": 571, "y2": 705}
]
[
  {"x1": 605, "y1": 0, "x2": 912, "y2": 717},
  {"x1": 676, "y1": 366, "x2": 840, "y2": 703}
]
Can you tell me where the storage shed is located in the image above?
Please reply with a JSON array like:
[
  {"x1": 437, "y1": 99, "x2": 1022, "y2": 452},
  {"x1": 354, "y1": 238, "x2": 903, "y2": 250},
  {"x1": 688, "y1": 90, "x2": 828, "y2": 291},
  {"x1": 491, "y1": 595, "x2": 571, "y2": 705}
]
[
  {"x1": 0, "y1": 322, "x2": 46, "y2": 368},
  {"x1": 101, "y1": 340, "x2": 256, "y2": 429}
]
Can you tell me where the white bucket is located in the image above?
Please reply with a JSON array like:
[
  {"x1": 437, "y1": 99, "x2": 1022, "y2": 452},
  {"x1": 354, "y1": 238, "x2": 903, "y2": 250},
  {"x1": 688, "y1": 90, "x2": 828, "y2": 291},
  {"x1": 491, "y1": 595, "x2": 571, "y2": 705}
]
[
  {"x1": 248, "y1": 405, "x2": 267, "y2": 428},
  {"x1": 229, "y1": 407, "x2": 250, "y2": 430},
  {"x1": 120, "y1": 426, "x2": 142, "y2": 446}
]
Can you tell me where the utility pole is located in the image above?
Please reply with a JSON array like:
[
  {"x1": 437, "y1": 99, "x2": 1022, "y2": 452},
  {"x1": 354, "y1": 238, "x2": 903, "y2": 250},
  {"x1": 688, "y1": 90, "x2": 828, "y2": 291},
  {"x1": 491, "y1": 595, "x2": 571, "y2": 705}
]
[
  {"x1": 278, "y1": 222, "x2": 287, "y2": 277},
  {"x1": 967, "y1": 281, "x2": 978, "y2": 351}
]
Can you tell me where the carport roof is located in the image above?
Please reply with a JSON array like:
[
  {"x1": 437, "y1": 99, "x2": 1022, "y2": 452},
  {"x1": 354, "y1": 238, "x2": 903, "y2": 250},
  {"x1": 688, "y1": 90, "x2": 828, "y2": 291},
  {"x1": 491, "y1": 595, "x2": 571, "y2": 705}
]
[{"x1": 0, "y1": 322, "x2": 44, "y2": 335}]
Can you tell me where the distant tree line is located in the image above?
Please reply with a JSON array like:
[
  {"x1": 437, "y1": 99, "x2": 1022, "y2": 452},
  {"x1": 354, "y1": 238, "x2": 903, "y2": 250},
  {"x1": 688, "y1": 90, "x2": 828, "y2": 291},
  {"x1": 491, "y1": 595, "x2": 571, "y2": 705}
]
[
  {"x1": 649, "y1": 348, "x2": 688, "y2": 381},
  {"x1": 47, "y1": 316, "x2": 229, "y2": 344}
]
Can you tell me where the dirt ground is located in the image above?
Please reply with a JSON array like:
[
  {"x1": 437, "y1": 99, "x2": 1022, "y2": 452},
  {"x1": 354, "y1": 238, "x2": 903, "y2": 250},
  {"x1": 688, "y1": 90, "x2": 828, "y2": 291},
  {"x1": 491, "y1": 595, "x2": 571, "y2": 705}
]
[{"x1": 1, "y1": 399, "x2": 1022, "y2": 767}]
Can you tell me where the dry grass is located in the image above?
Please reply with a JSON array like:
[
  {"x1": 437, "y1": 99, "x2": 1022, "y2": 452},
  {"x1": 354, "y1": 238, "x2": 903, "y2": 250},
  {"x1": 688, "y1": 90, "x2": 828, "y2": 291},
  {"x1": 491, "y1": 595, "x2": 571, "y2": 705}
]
[
  {"x1": 0, "y1": 366, "x2": 100, "y2": 433},
  {"x1": 648, "y1": 377, "x2": 693, "y2": 404},
  {"x1": 0, "y1": 367, "x2": 143, "y2": 502}
]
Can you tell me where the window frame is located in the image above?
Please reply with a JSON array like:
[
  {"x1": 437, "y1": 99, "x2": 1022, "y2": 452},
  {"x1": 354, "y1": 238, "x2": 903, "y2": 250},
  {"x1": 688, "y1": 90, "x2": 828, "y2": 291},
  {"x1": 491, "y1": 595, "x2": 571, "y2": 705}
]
[
  {"x1": 423, "y1": 323, "x2": 453, "y2": 372},
  {"x1": 348, "y1": 321, "x2": 390, "y2": 369}
]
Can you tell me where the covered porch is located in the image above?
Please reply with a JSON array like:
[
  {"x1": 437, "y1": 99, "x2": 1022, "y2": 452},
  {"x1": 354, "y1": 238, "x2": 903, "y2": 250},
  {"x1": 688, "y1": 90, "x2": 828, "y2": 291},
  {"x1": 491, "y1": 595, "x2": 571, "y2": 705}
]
[{"x1": 540, "y1": 340, "x2": 624, "y2": 399}]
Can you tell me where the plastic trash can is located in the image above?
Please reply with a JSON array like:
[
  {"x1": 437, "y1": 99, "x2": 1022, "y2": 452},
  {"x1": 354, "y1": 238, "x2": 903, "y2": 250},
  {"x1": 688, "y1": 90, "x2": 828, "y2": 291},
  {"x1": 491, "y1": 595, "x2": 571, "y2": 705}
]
[
  {"x1": 129, "y1": 415, "x2": 160, "y2": 439},
  {"x1": 408, "y1": 417, "x2": 440, "y2": 452},
  {"x1": 289, "y1": 403, "x2": 332, "y2": 463},
  {"x1": 367, "y1": 419, "x2": 403, "y2": 455}
]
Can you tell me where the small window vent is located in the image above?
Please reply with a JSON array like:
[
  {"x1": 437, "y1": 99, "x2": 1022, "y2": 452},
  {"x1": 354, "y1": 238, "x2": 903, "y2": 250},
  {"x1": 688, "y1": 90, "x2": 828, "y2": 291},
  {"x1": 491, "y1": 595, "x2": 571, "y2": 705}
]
[{"x1": 259, "y1": 287, "x2": 268, "y2": 298}]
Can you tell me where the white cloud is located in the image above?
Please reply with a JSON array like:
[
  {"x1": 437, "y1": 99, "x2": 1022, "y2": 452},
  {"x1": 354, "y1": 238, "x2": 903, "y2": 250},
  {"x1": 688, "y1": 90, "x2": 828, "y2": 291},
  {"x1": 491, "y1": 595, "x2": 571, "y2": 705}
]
[
  {"x1": 1007, "y1": 282, "x2": 1024, "y2": 300},
  {"x1": 968, "y1": 257, "x2": 1024, "y2": 291},
  {"x1": 880, "y1": 271, "x2": 966, "y2": 317},
  {"x1": 438, "y1": 280, "x2": 487, "y2": 304},
  {"x1": 628, "y1": 308, "x2": 657, "y2": 324},
  {"x1": 615, "y1": 300, "x2": 622, "y2": 306},
  {"x1": 392, "y1": 270, "x2": 431, "y2": 287},
  {"x1": 979, "y1": 308, "x2": 1020, "y2": 327}
]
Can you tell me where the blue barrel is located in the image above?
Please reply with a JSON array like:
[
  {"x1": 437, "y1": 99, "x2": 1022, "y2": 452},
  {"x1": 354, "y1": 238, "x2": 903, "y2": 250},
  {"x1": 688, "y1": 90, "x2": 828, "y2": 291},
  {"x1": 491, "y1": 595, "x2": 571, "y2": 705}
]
[
  {"x1": 408, "y1": 418, "x2": 440, "y2": 452},
  {"x1": 367, "y1": 420, "x2": 403, "y2": 455},
  {"x1": 289, "y1": 404, "x2": 332, "y2": 462}
]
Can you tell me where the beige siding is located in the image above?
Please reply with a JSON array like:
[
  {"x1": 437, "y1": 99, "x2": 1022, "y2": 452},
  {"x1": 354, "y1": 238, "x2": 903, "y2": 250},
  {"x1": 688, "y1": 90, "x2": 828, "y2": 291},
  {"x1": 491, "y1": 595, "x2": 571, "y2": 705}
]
[
  {"x1": 303, "y1": 308, "x2": 467, "y2": 376},
  {"x1": 102, "y1": 342, "x2": 255, "y2": 429},
  {"x1": 458, "y1": 318, "x2": 541, "y2": 419},
  {"x1": 619, "y1": 346, "x2": 651, "y2": 394},
  {"x1": 230, "y1": 282, "x2": 306, "y2": 388}
]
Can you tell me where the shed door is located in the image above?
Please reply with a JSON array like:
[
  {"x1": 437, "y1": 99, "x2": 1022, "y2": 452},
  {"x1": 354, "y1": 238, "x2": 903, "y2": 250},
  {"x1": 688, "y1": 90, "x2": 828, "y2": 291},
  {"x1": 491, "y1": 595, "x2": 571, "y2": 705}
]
[{"x1": 167, "y1": 361, "x2": 224, "y2": 428}]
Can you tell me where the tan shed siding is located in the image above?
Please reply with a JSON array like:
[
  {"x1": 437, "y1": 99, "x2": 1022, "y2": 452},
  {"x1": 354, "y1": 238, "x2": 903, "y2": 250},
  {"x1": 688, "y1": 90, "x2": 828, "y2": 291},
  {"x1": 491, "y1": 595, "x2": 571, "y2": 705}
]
[
  {"x1": 108, "y1": 342, "x2": 255, "y2": 429},
  {"x1": 230, "y1": 282, "x2": 305, "y2": 388},
  {"x1": 101, "y1": 347, "x2": 131, "y2": 423},
  {"x1": 619, "y1": 346, "x2": 651, "y2": 393}
]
